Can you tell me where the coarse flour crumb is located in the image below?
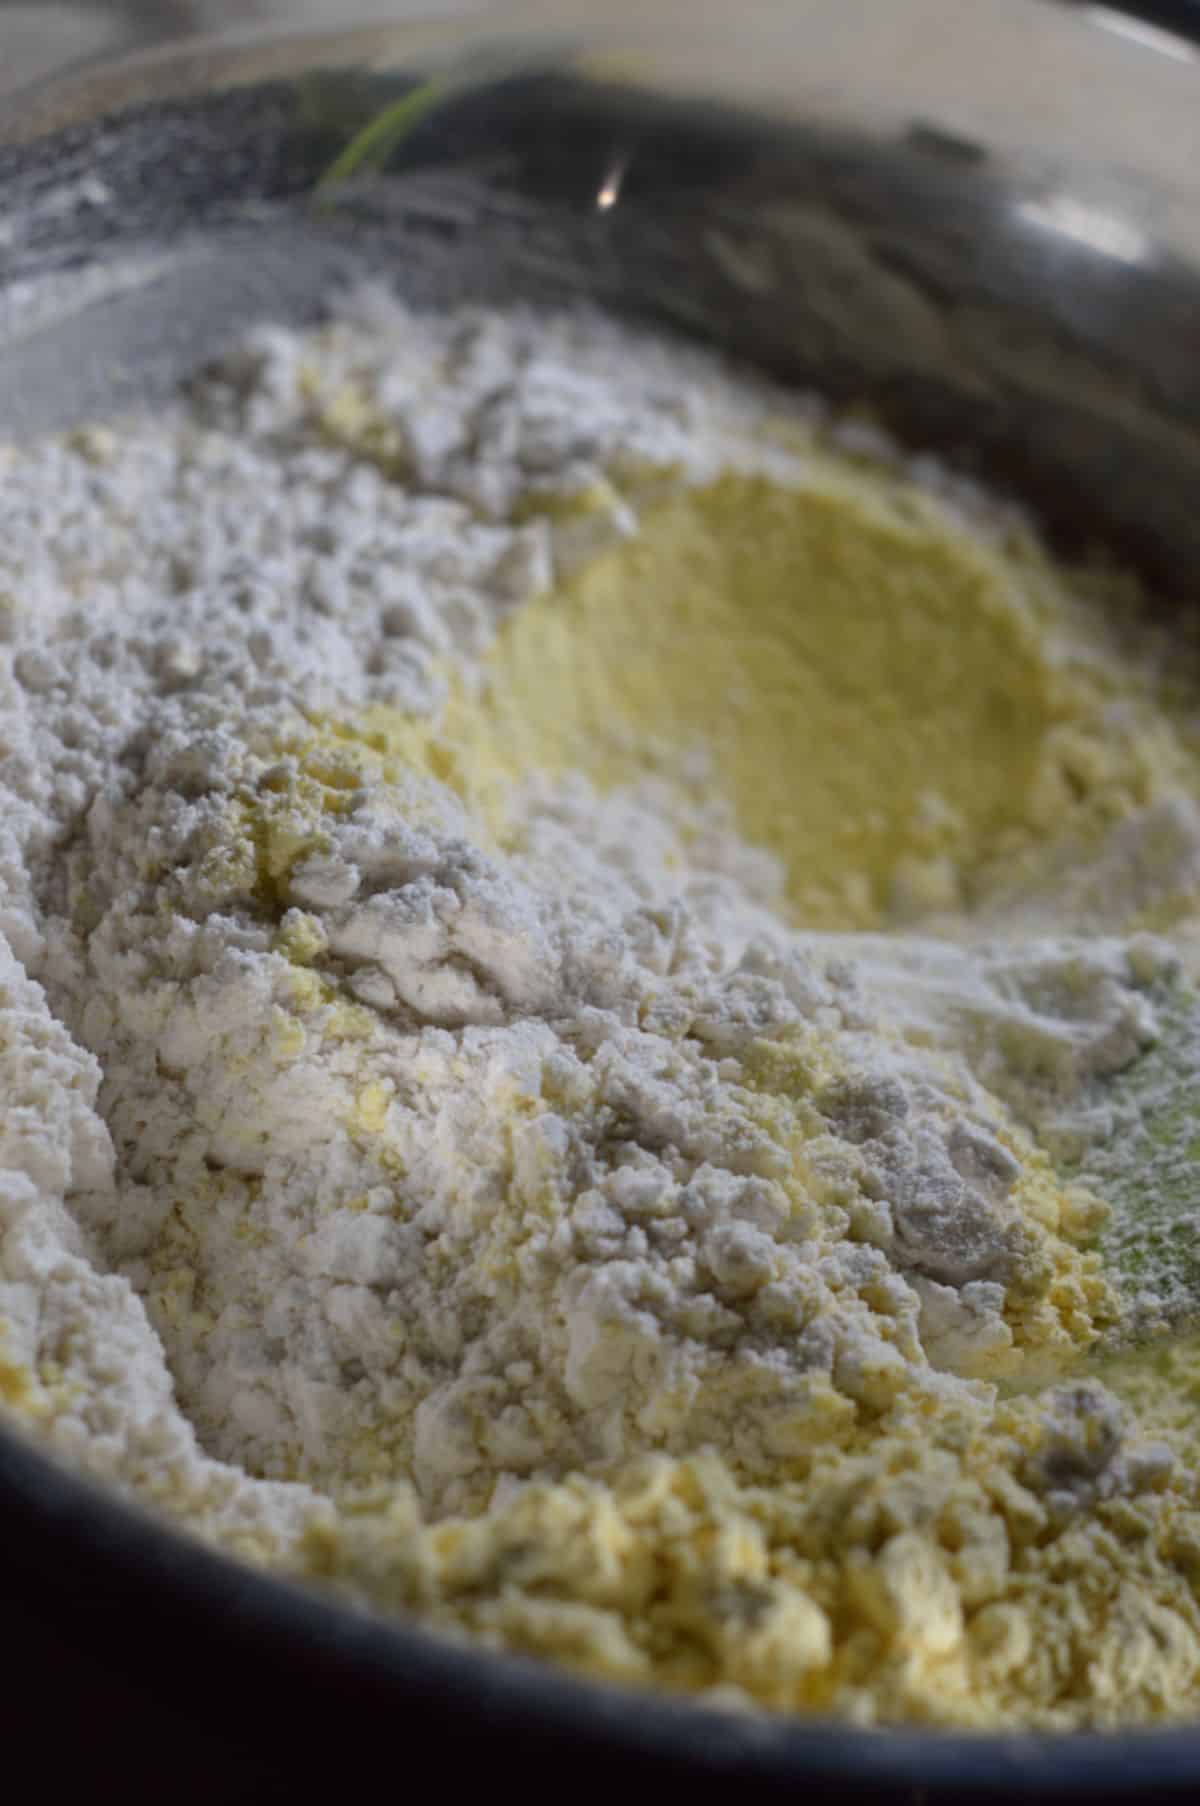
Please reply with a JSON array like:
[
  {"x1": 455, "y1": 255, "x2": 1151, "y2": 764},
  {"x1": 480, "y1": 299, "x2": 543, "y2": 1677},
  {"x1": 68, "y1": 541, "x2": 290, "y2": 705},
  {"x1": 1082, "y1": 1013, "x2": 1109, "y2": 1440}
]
[{"x1": 5, "y1": 292, "x2": 1200, "y2": 1728}]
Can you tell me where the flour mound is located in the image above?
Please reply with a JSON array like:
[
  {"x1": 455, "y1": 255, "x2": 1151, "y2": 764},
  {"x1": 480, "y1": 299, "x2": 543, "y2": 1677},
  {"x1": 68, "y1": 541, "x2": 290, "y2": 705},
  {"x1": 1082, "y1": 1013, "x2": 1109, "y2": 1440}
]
[
  {"x1": 0, "y1": 293, "x2": 1197, "y2": 1728},
  {"x1": 42, "y1": 722, "x2": 1104, "y2": 1513}
]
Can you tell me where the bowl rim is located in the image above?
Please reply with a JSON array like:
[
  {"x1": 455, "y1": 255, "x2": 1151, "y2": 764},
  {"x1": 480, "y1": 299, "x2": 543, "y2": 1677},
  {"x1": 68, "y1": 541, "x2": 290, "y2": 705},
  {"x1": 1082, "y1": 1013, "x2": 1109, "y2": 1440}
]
[{"x1": 7, "y1": 1412, "x2": 1200, "y2": 1799}]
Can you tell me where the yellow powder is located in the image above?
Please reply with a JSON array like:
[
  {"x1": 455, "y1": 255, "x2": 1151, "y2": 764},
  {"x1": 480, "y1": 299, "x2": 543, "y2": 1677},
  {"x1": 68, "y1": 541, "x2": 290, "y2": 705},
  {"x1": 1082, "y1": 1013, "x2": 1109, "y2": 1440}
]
[
  {"x1": 335, "y1": 465, "x2": 1188, "y2": 930},
  {"x1": 478, "y1": 470, "x2": 1065, "y2": 928},
  {"x1": 315, "y1": 1392, "x2": 1200, "y2": 1730},
  {"x1": 0, "y1": 1328, "x2": 31, "y2": 1410},
  {"x1": 1103, "y1": 1328, "x2": 1200, "y2": 1465}
]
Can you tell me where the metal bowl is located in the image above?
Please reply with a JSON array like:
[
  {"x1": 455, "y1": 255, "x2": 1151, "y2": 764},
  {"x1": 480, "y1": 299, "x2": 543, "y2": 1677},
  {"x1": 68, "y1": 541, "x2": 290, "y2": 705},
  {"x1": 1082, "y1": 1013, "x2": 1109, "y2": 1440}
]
[{"x1": 2, "y1": 3, "x2": 1200, "y2": 1797}]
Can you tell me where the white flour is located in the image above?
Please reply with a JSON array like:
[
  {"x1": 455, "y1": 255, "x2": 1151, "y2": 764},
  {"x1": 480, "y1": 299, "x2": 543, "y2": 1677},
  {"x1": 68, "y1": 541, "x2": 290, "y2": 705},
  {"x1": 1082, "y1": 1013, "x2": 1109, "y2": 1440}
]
[{"x1": 2, "y1": 293, "x2": 1199, "y2": 1723}]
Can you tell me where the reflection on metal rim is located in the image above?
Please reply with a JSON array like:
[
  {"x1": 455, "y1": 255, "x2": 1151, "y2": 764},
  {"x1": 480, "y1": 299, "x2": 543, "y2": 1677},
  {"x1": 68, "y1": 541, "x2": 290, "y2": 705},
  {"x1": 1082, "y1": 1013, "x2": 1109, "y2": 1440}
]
[
  {"x1": 1015, "y1": 193, "x2": 1151, "y2": 263},
  {"x1": 1083, "y1": 4, "x2": 1199, "y2": 62}
]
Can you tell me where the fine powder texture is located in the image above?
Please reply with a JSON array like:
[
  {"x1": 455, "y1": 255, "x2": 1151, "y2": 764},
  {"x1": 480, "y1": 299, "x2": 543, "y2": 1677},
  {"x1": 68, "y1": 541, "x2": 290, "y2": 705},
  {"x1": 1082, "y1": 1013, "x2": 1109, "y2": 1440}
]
[{"x1": 7, "y1": 293, "x2": 1200, "y2": 1729}]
